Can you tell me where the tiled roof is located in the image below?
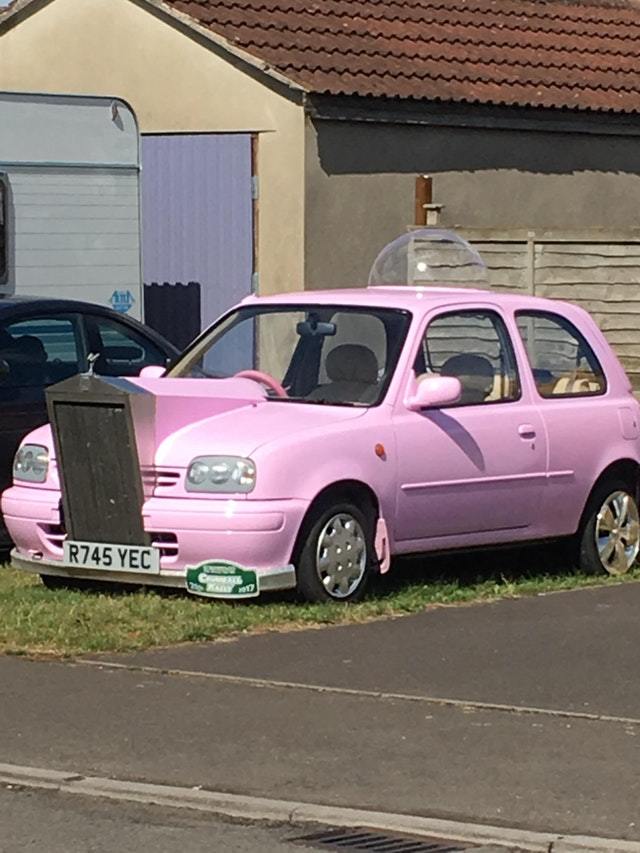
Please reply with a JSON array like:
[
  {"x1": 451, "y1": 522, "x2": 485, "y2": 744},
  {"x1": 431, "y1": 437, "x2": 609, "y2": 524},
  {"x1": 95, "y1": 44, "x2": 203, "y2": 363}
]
[
  {"x1": 167, "y1": 0, "x2": 640, "y2": 114},
  {"x1": 0, "y1": 1, "x2": 26, "y2": 20}
]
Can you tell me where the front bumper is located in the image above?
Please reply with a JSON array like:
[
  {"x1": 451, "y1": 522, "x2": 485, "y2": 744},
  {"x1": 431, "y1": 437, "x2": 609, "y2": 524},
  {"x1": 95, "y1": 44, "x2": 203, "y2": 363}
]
[
  {"x1": 9, "y1": 549, "x2": 296, "y2": 592},
  {"x1": 2, "y1": 485, "x2": 308, "y2": 591}
]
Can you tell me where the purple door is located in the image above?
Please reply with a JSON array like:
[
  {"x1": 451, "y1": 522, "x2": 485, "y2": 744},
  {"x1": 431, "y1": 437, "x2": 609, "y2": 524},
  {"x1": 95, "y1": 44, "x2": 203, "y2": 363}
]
[{"x1": 141, "y1": 134, "x2": 253, "y2": 347}]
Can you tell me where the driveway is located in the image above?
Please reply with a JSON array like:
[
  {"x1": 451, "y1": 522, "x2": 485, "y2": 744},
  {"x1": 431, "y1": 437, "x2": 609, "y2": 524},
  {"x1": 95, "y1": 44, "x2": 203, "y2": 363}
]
[{"x1": 1, "y1": 582, "x2": 639, "y2": 845}]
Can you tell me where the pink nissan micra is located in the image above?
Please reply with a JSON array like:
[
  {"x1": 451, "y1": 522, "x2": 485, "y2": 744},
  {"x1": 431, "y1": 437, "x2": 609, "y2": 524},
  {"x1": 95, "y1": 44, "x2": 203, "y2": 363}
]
[{"x1": 2, "y1": 286, "x2": 639, "y2": 602}]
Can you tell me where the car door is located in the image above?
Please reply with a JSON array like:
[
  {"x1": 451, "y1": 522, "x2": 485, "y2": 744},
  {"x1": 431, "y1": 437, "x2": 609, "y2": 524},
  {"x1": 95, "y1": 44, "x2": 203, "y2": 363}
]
[
  {"x1": 0, "y1": 312, "x2": 85, "y2": 541},
  {"x1": 83, "y1": 314, "x2": 169, "y2": 377},
  {"x1": 393, "y1": 307, "x2": 548, "y2": 547},
  {"x1": 514, "y1": 309, "x2": 611, "y2": 537}
]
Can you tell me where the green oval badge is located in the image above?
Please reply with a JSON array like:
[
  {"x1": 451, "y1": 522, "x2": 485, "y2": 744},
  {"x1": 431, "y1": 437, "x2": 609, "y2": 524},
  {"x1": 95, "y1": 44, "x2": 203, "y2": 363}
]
[{"x1": 185, "y1": 561, "x2": 259, "y2": 599}]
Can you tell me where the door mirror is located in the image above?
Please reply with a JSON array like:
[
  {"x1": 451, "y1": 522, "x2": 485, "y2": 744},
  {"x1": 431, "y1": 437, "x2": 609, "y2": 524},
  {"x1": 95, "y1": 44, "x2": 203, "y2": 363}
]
[
  {"x1": 139, "y1": 364, "x2": 166, "y2": 379},
  {"x1": 406, "y1": 375, "x2": 461, "y2": 411},
  {"x1": 0, "y1": 358, "x2": 9, "y2": 381}
]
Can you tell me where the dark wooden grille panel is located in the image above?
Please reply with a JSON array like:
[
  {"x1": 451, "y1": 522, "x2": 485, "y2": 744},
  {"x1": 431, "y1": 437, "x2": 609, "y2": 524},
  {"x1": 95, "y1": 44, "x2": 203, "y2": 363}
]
[{"x1": 51, "y1": 401, "x2": 148, "y2": 545}]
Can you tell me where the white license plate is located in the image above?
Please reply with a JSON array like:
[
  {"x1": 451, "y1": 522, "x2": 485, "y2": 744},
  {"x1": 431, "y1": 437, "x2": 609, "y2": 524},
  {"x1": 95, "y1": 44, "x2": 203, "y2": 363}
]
[{"x1": 63, "y1": 541, "x2": 160, "y2": 574}]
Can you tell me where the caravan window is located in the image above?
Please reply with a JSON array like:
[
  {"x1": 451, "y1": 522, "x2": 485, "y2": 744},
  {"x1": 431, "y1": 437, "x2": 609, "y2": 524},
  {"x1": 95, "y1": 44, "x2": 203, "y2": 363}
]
[{"x1": 0, "y1": 175, "x2": 7, "y2": 282}]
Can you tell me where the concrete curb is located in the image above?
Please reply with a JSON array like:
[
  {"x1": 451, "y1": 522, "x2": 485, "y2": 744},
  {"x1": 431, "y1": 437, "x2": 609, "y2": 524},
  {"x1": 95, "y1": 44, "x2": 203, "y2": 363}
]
[{"x1": 0, "y1": 762, "x2": 638, "y2": 853}]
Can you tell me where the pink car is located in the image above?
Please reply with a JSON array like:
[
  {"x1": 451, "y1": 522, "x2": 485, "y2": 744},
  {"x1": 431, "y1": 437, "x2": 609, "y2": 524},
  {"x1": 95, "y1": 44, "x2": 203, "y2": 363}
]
[{"x1": 3, "y1": 286, "x2": 640, "y2": 602}]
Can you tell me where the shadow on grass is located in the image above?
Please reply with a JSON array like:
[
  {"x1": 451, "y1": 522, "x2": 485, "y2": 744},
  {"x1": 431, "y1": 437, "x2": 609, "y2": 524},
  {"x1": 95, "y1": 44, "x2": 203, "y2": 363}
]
[
  {"x1": 36, "y1": 539, "x2": 574, "y2": 606},
  {"x1": 368, "y1": 540, "x2": 574, "y2": 597}
]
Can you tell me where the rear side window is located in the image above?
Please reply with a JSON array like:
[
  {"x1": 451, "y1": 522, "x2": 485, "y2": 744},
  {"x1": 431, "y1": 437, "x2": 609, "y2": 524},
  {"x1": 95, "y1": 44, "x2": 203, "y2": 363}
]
[{"x1": 516, "y1": 311, "x2": 606, "y2": 397}]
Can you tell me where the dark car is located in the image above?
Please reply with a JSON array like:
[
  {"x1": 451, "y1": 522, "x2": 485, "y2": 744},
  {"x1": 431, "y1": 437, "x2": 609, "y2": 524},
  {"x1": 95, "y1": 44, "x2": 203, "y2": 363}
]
[{"x1": 0, "y1": 297, "x2": 178, "y2": 547}]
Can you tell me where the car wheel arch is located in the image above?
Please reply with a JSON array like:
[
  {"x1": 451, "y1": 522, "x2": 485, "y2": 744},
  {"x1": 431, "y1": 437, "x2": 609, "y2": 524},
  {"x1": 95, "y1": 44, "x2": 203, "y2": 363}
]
[
  {"x1": 291, "y1": 479, "x2": 380, "y2": 562},
  {"x1": 577, "y1": 458, "x2": 640, "y2": 532}
]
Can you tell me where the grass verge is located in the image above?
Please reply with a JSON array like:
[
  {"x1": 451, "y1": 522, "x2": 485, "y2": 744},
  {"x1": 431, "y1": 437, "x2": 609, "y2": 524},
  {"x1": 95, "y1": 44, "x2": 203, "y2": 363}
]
[{"x1": 1, "y1": 545, "x2": 639, "y2": 657}]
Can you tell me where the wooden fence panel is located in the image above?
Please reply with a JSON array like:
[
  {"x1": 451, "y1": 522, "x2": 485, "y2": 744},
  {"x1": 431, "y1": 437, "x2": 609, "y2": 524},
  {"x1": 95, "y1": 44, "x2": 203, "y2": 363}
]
[{"x1": 410, "y1": 229, "x2": 640, "y2": 390}]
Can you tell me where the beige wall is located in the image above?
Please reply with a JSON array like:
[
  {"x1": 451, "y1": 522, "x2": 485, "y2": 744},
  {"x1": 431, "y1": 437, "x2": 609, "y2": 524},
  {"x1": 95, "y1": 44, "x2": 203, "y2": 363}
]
[
  {"x1": 305, "y1": 118, "x2": 640, "y2": 289},
  {"x1": 304, "y1": 120, "x2": 413, "y2": 289},
  {"x1": 0, "y1": 0, "x2": 306, "y2": 297}
]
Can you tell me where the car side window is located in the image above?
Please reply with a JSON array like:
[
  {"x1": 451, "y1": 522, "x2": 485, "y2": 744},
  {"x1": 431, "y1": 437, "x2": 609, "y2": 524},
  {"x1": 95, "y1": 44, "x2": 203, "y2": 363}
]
[
  {"x1": 0, "y1": 315, "x2": 82, "y2": 395},
  {"x1": 88, "y1": 316, "x2": 167, "y2": 377},
  {"x1": 515, "y1": 311, "x2": 606, "y2": 398},
  {"x1": 415, "y1": 310, "x2": 520, "y2": 406}
]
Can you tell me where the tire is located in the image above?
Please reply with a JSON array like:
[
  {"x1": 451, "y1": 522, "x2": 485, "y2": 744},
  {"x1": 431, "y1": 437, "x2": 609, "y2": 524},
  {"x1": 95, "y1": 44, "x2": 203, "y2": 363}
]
[
  {"x1": 577, "y1": 478, "x2": 640, "y2": 576},
  {"x1": 294, "y1": 498, "x2": 376, "y2": 603}
]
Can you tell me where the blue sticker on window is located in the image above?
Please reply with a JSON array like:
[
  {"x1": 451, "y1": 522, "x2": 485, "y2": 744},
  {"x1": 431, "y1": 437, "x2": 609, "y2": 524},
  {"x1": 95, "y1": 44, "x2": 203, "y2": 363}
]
[{"x1": 109, "y1": 290, "x2": 135, "y2": 314}]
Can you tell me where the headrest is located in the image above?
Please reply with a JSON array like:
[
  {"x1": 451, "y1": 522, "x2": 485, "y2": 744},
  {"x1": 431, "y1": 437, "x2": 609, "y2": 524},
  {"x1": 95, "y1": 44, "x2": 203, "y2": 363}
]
[
  {"x1": 441, "y1": 354, "x2": 494, "y2": 402},
  {"x1": 441, "y1": 354, "x2": 493, "y2": 380},
  {"x1": 326, "y1": 344, "x2": 378, "y2": 384},
  {"x1": 14, "y1": 335, "x2": 47, "y2": 363},
  {"x1": 101, "y1": 345, "x2": 141, "y2": 361}
]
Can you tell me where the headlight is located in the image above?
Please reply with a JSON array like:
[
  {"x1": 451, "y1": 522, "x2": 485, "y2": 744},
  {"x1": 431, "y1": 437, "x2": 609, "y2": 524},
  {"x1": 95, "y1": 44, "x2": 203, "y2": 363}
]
[
  {"x1": 186, "y1": 456, "x2": 256, "y2": 493},
  {"x1": 13, "y1": 444, "x2": 50, "y2": 483}
]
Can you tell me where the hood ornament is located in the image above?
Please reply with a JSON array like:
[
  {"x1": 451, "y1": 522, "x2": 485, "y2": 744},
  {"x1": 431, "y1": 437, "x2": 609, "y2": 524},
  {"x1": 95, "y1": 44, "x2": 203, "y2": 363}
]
[{"x1": 85, "y1": 352, "x2": 100, "y2": 377}]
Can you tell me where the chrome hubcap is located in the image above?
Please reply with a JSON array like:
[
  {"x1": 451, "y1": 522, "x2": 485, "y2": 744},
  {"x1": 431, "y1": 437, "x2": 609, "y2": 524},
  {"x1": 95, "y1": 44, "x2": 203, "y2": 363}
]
[
  {"x1": 595, "y1": 490, "x2": 640, "y2": 575},
  {"x1": 316, "y1": 513, "x2": 367, "y2": 598}
]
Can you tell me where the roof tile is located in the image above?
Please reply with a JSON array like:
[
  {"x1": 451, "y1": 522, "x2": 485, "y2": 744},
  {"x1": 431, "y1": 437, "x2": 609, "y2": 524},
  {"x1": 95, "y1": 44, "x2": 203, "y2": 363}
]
[{"x1": 167, "y1": 0, "x2": 640, "y2": 113}]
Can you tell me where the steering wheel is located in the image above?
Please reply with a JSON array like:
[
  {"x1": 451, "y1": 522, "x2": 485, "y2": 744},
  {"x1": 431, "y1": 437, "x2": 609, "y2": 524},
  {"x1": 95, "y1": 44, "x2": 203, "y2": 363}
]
[{"x1": 234, "y1": 369, "x2": 288, "y2": 398}]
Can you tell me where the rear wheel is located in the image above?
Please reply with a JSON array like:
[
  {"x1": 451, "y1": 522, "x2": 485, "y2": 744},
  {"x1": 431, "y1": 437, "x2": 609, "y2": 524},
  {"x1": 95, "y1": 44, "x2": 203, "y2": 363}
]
[
  {"x1": 294, "y1": 498, "x2": 375, "y2": 603},
  {"x1": 577, "y1": 479, "x2": 640, "y2": 576}
]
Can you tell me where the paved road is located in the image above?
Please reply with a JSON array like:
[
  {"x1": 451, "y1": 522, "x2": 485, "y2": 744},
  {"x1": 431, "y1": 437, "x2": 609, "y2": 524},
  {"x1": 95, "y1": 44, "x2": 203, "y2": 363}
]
[
  {"x1": 1, "y1": 583, "x2": 639, "y2": 844},
  {"x1": 97, "y1": 580, "x2": 640, "y2": 719},
  {"x1": 0, "y1": 784, "x2": 317, "y2": 853},
  {"x1": 0, "y1": 784, "x2": 505, "y2": 853}
]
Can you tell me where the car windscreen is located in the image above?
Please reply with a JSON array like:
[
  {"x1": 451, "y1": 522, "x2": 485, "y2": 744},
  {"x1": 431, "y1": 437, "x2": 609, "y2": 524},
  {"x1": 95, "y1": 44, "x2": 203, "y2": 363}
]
[{"x1": 168, "y1": 304, "x2": 411, "y2": 406}]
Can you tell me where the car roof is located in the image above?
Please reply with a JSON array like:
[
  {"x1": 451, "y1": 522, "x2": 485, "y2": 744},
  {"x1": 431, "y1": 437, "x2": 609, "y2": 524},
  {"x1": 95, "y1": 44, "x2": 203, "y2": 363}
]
[
  {"x1": 0, "y1": 295, "x2": 123, "y2": 313},
  {"x1": 240, "y1": 285, "x2": 571, "y2": 315}
]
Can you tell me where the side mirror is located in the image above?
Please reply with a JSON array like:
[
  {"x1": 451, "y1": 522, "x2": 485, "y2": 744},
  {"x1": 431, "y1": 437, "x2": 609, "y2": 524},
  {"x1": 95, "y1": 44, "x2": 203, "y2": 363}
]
[
  {"x1": 0, "y1": 358, "x2": 9, "y2": 381},
  {"x1": 139, "y1": 364, "x2": 166, "y2": 379},
  {"x1": 406, "y1": 375, "x2": 461, "y2": 411}
]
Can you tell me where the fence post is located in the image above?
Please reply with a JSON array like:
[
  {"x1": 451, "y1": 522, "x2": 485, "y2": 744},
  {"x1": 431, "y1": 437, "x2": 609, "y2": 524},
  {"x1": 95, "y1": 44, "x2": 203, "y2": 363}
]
[
  {"x1": 414, "y1": 175, "x2": 432, "y2": 226},
  {"x1": 526, "y1": 230, "x2": 536, "y2": 296}
]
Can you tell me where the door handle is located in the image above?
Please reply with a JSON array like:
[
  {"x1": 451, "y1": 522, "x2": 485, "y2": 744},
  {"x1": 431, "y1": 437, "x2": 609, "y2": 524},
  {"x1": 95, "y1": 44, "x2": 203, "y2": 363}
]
[{"x1": 518, "y1": 424, "x2": 536, "y2": 439}]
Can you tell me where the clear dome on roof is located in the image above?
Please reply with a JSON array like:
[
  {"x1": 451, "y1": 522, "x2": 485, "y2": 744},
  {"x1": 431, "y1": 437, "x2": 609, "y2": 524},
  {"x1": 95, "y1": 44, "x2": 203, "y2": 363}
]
[{"x1": 368, "y1": 228, "x2": 488, "y2": 288}]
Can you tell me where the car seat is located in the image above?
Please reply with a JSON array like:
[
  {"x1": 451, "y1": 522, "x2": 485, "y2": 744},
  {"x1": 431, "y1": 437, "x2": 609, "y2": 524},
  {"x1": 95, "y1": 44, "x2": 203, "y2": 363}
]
[
  {"x1": 440, "y1": 353, "x2": 494, "y2": 404},
  {"x1": 9, "y1": 335, "x2": 48, "y2": 387},
  {"x1": 0, "y1": 329, "x2": 15, "y2": 371},
  {"x1": 551, "y1": 373, "x2": 603, "y2": 395},
  {"x1": 307, "y1": 343, "x2": 379, "y2": 403},
  {"x1": 0, "y1": 328, "x2": 14, "y2": 352}
]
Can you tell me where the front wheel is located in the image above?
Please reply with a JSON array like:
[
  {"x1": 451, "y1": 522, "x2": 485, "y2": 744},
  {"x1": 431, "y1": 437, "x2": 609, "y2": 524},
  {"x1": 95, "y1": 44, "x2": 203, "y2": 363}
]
[
  {"x1": 295, "y1": 500, "x2": 375, "y2": 603},
  {"x1": 577, "y1": 480, "x2": 640, "y2": 576}
]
